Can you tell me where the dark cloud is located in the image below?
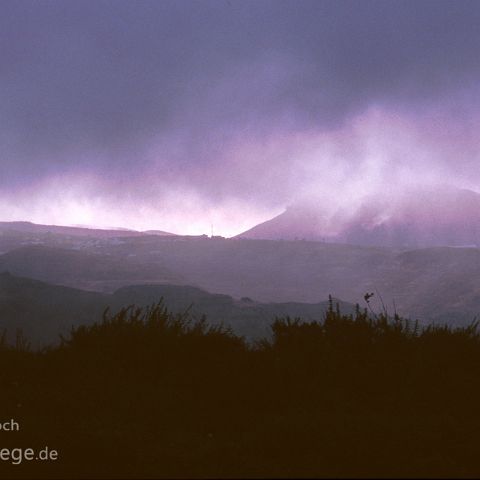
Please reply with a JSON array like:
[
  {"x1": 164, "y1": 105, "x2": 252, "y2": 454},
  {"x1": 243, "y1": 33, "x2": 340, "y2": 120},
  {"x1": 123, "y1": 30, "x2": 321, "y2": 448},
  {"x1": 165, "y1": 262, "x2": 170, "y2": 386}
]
[{"x1": 1, "y1": 0, "x2": 480, "y2": 233}]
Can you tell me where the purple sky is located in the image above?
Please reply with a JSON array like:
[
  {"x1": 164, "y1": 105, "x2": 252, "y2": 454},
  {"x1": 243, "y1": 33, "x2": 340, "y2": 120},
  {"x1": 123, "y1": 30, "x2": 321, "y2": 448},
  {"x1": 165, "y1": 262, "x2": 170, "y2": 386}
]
[{"x1": 2, "y1": 0, "x2": 480, "y2": 236}]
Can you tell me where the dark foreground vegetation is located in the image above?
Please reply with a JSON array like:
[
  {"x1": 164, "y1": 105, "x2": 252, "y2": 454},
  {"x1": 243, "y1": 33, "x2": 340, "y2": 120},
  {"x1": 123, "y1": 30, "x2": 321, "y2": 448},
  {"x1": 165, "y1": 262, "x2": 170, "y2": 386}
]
[{"x1": 1, "y1": 300, "x2": 480, "y2": 478}]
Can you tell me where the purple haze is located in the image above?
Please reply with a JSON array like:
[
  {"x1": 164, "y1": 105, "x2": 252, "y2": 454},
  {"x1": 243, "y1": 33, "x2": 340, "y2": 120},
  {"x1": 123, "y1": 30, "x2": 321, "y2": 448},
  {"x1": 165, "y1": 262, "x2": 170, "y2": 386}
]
[{"x1": 1, "y1": 1, "x2": 480, "y2": 236}]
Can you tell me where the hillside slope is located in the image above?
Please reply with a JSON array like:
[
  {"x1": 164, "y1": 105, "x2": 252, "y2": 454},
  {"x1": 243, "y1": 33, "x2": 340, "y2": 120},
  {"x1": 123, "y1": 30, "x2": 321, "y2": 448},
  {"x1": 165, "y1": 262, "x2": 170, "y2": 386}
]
[
  {"x1": 0, "y1": 272, "x2": 106, "y2": 345},
  {"x1": 0, "y1": 272, "x2": 354, "y2": 345},
  {"x1": 237, "y1": 186, "x2": 480, "y2": 248}
]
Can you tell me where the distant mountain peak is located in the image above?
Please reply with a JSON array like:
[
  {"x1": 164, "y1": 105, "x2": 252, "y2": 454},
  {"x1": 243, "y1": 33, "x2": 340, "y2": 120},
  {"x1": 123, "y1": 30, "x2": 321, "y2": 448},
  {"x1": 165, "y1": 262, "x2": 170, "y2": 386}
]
[{"x1": 237, "y1": 185, "x2": 480, "y2": 247}]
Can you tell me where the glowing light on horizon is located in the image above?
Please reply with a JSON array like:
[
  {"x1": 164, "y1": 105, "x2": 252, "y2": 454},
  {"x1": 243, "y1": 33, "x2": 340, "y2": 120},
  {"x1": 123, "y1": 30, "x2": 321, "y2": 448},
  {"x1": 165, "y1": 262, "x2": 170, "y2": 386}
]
[{"x1": 0, "y1": 106, "x2": 477, "y2": 237}]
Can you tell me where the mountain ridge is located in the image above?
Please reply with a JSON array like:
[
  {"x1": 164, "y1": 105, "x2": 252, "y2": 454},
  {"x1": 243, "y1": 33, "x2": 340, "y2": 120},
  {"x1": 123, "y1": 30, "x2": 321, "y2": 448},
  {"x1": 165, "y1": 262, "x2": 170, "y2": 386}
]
[{"x1": 0, "y1": 221, "x2": 176, "y2": 238}]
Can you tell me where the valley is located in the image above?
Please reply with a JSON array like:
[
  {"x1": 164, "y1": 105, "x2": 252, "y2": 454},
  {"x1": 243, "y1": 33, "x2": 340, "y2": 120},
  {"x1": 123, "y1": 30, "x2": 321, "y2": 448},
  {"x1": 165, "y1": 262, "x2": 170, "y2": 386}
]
[{"x1": 1, "y1": 221, "x2": 479, "y2": 346}]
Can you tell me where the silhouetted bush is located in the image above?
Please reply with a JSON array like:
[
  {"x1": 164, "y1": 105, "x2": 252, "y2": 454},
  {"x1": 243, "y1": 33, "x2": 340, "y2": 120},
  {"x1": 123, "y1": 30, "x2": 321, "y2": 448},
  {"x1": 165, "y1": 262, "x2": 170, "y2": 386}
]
[{"x1": 2, "y1": 299, "x2": 480, "y2": 478}]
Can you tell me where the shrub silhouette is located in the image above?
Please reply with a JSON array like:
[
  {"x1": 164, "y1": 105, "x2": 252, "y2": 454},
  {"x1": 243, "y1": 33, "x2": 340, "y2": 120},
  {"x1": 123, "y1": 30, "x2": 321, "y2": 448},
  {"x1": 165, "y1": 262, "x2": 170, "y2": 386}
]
[{"x1": 1, "y1": 299, "x2": 480, "y2": 478}]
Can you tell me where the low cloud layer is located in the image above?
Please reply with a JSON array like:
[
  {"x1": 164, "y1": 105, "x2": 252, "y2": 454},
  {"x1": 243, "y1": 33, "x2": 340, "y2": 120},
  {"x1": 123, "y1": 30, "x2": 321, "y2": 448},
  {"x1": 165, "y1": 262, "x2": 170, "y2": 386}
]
[{"x1": 1, "y1": 0, "x2": 480, "y2": 235}]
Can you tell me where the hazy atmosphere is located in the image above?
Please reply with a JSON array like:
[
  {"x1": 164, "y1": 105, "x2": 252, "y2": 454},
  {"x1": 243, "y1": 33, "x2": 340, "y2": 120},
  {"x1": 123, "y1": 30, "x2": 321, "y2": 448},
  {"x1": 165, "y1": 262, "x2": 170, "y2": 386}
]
[
  {"x1": 4, "y1": 3, "x2": 480, "y2": 478},
  {"x1": 2, "y1": 0, "x2": 480, "y2": 235}
]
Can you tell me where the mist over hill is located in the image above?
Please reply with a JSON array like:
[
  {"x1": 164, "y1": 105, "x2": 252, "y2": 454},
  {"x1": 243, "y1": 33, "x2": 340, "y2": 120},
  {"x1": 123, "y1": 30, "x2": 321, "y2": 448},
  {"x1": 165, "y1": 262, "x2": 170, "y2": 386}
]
[
  {"x1": 238, "y1": 186, "x2": 480, "y2": 248},
  {"x1": 2, "y1": 218, "x2": 480, "y2": 331}
]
